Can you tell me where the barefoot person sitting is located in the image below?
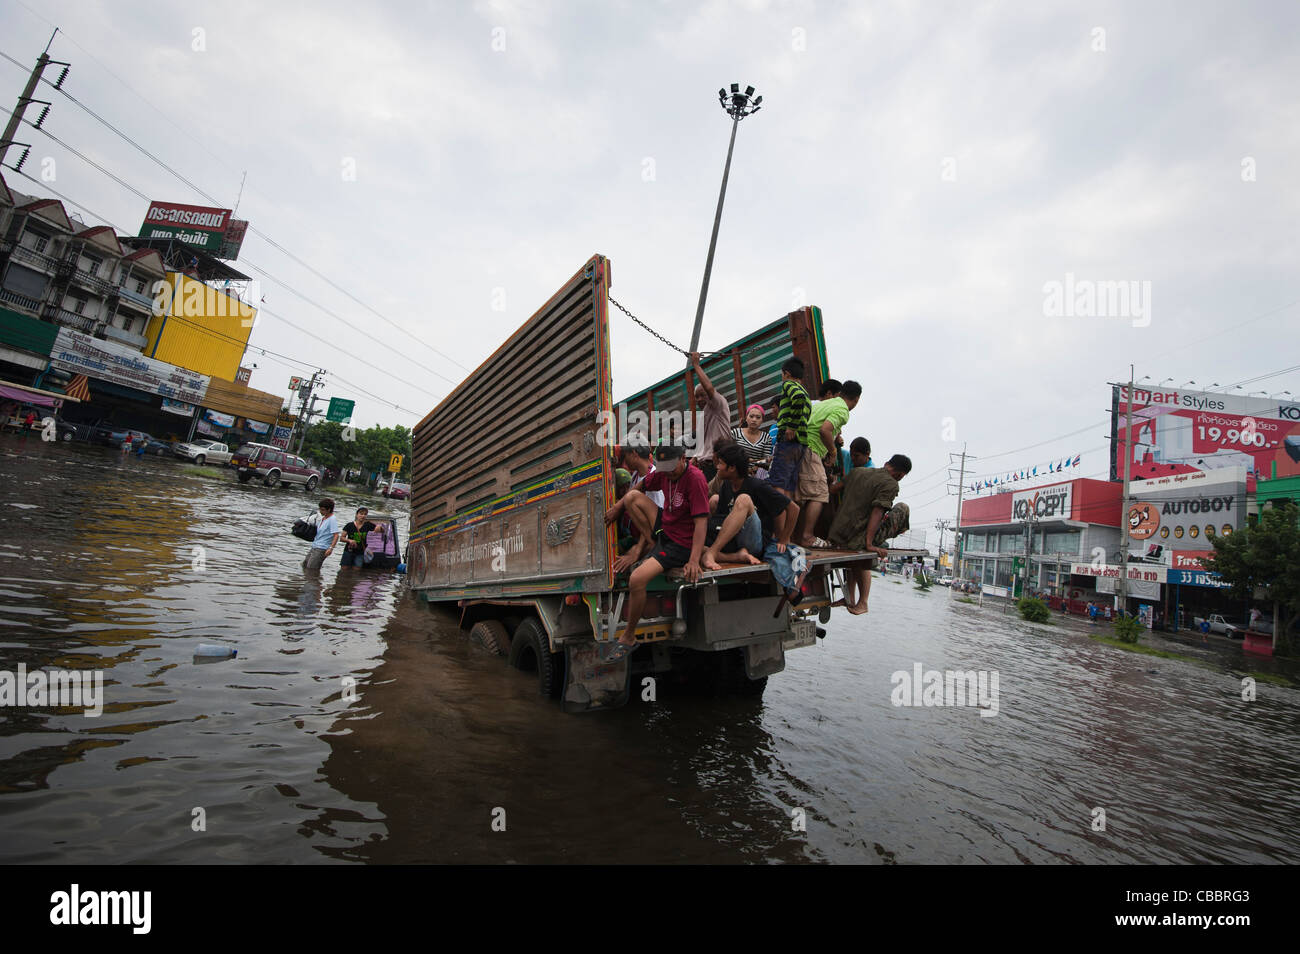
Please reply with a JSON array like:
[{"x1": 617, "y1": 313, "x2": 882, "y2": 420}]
[
  {"x1": 705, "y1": 444, "x2": 808, "y2": 603},
  {"x1": 603, "y1": 444, "x2": 709, "y2": 661},
  {"x1": 603, "y1": 442, "x2": 665, "y2": 573},
  {"x1": 826, "y1": 454, "x2": 912, "y2": 615}
]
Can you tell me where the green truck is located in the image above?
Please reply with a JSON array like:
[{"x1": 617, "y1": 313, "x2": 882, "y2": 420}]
[{"x1": 408, "y1": 255, "x2": 910, "y2": 711}]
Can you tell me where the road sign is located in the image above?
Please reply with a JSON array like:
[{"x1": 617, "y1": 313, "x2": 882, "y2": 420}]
[
  {"x1": 388, "y1": 453, "x2": 403, "y2": 473},
  {"x1": 326, "y1": 397, "x2": 355, "y2": 423}
]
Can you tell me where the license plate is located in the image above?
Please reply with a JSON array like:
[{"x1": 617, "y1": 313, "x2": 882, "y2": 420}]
[{"x1": 783, "y1": 617, "x2": 817, "y2": 650}]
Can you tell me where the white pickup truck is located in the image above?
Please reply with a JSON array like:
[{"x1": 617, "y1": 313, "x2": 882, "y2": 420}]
[
  {"x1": 173, "y1": 439, "x2": 232, "y2": 466},
  {"x1": 1193, "y1": 613, "x2": 1237, "y2": 635}
]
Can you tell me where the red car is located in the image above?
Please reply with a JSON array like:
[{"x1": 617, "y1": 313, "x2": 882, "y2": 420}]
[{"x1": 236, "y1": 446, "x2": 321, "y2": 490}]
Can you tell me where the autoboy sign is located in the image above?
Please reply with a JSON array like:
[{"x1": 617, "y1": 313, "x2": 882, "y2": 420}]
[
  {"x1": 1126, "y1": 468, "x2": 1246, "y2": 555},
  {"x1": 1011, "y1": 483, "x2": 1072, "y2": 522}
]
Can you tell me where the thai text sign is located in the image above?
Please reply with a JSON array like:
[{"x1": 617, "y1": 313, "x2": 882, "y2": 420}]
[
  {"x1": 1070, "y1": 563, "x2": 1166, "y2": 584},
  {"x1": 138, "y1": 201, "x2": 232, "y2": 252},
  {"x1": 50, "y1": 328, "x2": 209, "y2": 403}
]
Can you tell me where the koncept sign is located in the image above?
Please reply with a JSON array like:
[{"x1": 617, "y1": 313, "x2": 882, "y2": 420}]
[
  {"x1": 138, "y1": 201, "x2": 233, "y2": 253},
  {"x1": 1011, "y1": 483, "x2": 1072, "y2": 522},
  {"x1": 1111, "y1": 384, "x2": 1300, "y2": 482}
]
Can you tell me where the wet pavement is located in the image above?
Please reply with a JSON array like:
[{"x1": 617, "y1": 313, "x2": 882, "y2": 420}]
[{"x1": 1, "y1": 433, "x2": 1297, "y2": 864}]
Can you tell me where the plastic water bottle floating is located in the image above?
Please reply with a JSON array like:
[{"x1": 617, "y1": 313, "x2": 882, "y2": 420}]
[{"x1": 194, "y1": 644, "x2": 237, "y2": 658}]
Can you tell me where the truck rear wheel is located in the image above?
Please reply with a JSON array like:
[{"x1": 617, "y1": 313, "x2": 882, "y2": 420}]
[
  {"x1": 507, "y1": 618, "x2": 562, "y2": 698},
  {"x1": 468, "y1": 619, "x2": 510, "y2": 656}
]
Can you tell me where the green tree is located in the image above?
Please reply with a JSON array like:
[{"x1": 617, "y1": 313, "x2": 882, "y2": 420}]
[
  {"x1": 1205, "y1": 503, "x2": 1300, "y2": 652},
  {"x1": 301, "y1": 421, "x2": 359, "y2": 473}
]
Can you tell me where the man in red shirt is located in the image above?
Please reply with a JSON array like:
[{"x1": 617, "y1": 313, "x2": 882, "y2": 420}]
[{"x1": 603, "y1": 444, "x2": 709, "y2": 661}]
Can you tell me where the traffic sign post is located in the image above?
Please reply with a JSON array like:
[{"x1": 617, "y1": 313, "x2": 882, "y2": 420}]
[{"x1": 326, "y1": 397, "x2": 355, "y2": 423}]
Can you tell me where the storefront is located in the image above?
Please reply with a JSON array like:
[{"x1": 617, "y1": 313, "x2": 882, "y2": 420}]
[
  {"x1": 1123, "y1": 467, "x2": 1250, "y2": 627},
  {"x1": 958, "y1": 478, "x2": 1122, "y2": 602}
]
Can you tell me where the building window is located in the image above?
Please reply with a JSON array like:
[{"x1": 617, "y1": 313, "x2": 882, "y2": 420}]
[
  {"x1": 134, "y1": 279, "x2": 146, "y2": 294},
  {"x1": 83, "y1": 255, "x2": 103, "y2": 277},
  {"x1": 27, "y1": 232, "x2": 49, "y2": 253},
  {"x1": 71, "y1": 296, "x2": 88, "y2": 315},
  {"x1": 995, "y1": 561, "x2": 1013, "y2": 588},
  {"x1": 965, "y1": 532, "x2": 986, "y2": 553},
  {"x1": 983, "y1": 561, "x2": 996, "y2": 585}
]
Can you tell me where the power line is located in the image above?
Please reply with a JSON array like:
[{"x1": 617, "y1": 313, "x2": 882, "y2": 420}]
[
  {"x1": 0, "y1": 44, "x2": 469, "y2": 376},
  {"x1": 0, "y1": 94, "x2": 462, "y2": 391},
  {"x1": 2, "y1": 141, "x2": 444, "y2": 407}
]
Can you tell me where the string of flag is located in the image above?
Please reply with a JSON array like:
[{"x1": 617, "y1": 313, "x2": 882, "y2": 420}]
[{"x1": 970, "y1": 453, "x2": 1083, "y2": 494}]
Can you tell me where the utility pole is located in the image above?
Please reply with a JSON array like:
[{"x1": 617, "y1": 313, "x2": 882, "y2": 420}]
[
  {"x1": 293, "y1": 370, "x2": 324, "y2": 454},
  {"x1": 952, "y1": 444, "x2": 970, "y2": 583},
  {"x1": 1117, "y1": 365, "x2": 1135, "y2": 616},
  {"x1": 1, "y1": 33, "x2": 70, "y2": 169},
  {"x1": 1022, "y1": 507, "x2": 1036, "y2": 597}
]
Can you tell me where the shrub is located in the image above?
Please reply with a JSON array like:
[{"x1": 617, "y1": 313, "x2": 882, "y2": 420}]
[
  {"x1": 1017, "y1": 596, "x2": 1051, "y2": 623},
  {"x1": 1113, "y1": 614, "x2": 1143, "y2": 644}
]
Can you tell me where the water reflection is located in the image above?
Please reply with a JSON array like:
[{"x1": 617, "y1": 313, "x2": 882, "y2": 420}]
[{"x1": 0, "y1": 437, "x2": 1298, "y2": 864}]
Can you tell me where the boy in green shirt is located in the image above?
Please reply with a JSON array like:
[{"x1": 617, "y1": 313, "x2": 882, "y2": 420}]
[{"x1": 797, "y1": 380, "x2": 860, "y2": 545}]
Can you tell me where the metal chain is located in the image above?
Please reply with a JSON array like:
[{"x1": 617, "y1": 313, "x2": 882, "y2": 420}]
[{"x1": 606, "y1": 293, "x2": 770, "y2": 357}]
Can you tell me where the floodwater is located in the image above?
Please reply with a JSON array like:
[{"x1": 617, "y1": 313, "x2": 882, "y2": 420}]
[{"x1": 1, "y1": 434, "x2": 1298, "y2": 864}]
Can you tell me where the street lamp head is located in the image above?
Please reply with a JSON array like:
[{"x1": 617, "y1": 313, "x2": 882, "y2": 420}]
[{"x1": 720, "y1": 82, "x2": 762, "y2": 120}]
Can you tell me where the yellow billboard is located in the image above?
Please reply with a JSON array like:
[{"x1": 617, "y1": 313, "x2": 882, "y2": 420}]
[{"x1": 144, "y1": 273, "x2": 257, "y2": 381}]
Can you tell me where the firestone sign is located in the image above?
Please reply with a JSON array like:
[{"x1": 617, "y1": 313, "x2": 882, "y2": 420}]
[{"x1": 1011, "y1": 483, "x2": 1072, "y2": 522}]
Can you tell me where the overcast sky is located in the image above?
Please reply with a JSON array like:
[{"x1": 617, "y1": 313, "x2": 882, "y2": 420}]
[{"x1": 2, "y1": 0, "x2": 1296, "y2": 532}]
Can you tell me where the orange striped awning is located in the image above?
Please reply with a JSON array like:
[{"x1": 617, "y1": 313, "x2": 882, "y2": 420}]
[{"x1": 66, "y1": 374, "x2": 91, "y2": 403}]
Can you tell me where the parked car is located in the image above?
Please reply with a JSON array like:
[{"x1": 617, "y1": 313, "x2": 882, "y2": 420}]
[
  {"x1": 1193, "y1": 613, "x2": 1236, "y2": 635},
  {"x1": 231, "y1": 442, "x2": 276, "y2": 469},
  {"x1": 382, "y1": 481, "x2": 411, "y2": 500},
  {"x1": 1226, "y1": 617, "x2": 1273, "y2": 639},
  {"x1": 938, "y1": 575, "x2": 953, "y2": 587},
  {"x1": 236, "y1": 445, "x2": 320, "y2": 490},
  {"x1": 105, "y1": 429, "x2": 171, "y2": 455},
  {"x1": 173, "y1": 439, "x2": 233, "y2": 466}
]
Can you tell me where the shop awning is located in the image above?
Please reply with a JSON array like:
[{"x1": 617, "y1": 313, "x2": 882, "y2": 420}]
[{"x1": 0, "y1": 380, "x2": 73, "y2": 407}]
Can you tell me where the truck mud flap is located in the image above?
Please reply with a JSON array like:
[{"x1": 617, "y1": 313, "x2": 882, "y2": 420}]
[
  {"x1": 562, "y1": 643, "x2": 630, "y2": 713},
  {"x1": 745, "y1": 637, "x2": 786, "y2": 679}
]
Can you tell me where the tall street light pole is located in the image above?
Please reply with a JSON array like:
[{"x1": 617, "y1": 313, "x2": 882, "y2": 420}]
[{"x1": 687, "y1": 83, "x2": 762, "y2": 358}]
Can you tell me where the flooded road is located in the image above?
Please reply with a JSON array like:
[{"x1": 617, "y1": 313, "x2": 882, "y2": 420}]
[{"x1": 1, "y1": 433, "x2": 1297, "y2": 864}]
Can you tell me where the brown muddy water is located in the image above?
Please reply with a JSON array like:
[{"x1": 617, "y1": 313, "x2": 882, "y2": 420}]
[{"x1": 1, "y1": 434, "x2": 1298, "y2": 864}]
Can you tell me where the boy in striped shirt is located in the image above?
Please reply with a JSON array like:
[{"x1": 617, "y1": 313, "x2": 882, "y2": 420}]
[{"x1": 767, "y1": 357, "x2": 812, "y2": 499}]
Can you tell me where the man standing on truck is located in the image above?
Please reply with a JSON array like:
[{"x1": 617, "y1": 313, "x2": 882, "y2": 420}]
[
  {"x1": 826, "y1": 454, "x2": 912, "y2": 615},
  {"x1": 603, "y1": 444, "x2": 709, "y2": 662},
  {"x1": 768, "y1": 357, "x2": 812, "y2": 500},
  {"x1": 796, "y1": 380, "x2": 861, "y2": 546},
  {"x1": 688, "y1": 352, "x2": 732, "y2": 482}
]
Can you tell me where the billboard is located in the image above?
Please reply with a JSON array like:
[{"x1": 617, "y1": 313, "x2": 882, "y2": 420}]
[
  {"x1": 1111, "y1": 384, "x2": 1300, "y2": 483},
  {"x1": 217, "y1": 218, "x2": 249, "y2": 261},
  {"x1": 138, "y1": 201, "x2": 233, "y2": 253},
  {"x1": 1010, "y1": 482, "x2": 1073, "y2": 522},
  {"x1": 49, "y1": 327, "x2": 209, "y2": 404},
  {"x1": 1124, "y1": 467, "x2": 1248, "y2": 565}
]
